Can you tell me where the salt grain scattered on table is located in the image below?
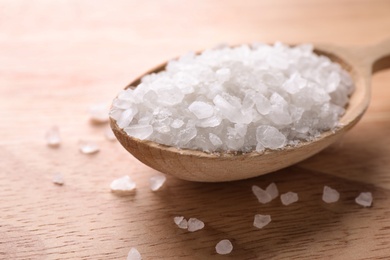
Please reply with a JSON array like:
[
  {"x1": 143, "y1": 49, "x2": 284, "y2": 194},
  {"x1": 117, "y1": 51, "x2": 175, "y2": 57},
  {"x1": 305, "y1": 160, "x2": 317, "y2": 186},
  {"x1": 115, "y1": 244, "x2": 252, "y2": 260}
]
[
  {"x1": 89, "y1": 103, "x2": 109, "y2": 124},
  {"x1": 46, "y1": 126, "x2": 61, "y2": 147},
  {"x1": 110, "y1": 43, "x2": 354, "y2": 152},
  {"x1": 281, "y1": 192, "x2": 299, "y2": 206},
  {"x1": 215, "y1": 239, "x2": 233, "y2": 255},
  {"x1": 149, "y1": 175, "x2": 166, "y2": 191},
  {"x1": 252, "y1": 185, "x2": 272, "y2": 204},
  {"x1": 322, "y1": 186, "x2": 340, "y2": 203},
  {"x1": 174, "y1": 216, "x2": 188, "y2": 229},
  {"x1": 253, "y1": 214, "x2": 271, "y2": 229},
  {"x1": 52, "y1": 173, "x2": 64, "y2": 186},
  {"x1": 105, "y1": 127, "x2": 117, "y2": 141},
  {"x1": 355, "y1": 192, "x2": 373, "y2": 207},
  {"x1": 187, "y1": 218, "x2": 204, "y2": 232},
  {"x1": 265, "y1": 182, "x2": 279, "y2": 200},
  {"x1": 110, "y1": 176, "x2": 136, "y2": 192},
  {"x1": 127, "y1": 247, "x2": 142, "y2": 260},
  {"x1": 79, "y1": 141, "x2": 100, "y2": 154}
]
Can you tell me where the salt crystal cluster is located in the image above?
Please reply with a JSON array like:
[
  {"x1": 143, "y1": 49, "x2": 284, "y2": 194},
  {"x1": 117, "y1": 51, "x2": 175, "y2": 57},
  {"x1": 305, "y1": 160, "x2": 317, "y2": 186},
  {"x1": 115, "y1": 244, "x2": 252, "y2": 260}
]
[
  {"x1": 110, "y1": 43, "x2": 354, "y2": 152},
  {"x1": 110, "y1": 175, "x2": 136, "y2": 192},
  {"x1": 253, "y1": 214, "x2": 272, "y2": 229},
  {"x1": 355, "y1": 192, "x2": 373, "y2": 207},
  {"x1": 322, "y1": 185, "x2": 340, "y2": 203},
  {"x1": 280, "y1": 191, "x2": 299, "y2": 206},
  {"x1": 127, "y1": 247, "x2": 142, "y2": 260},
  {"x1": 215, "y1": 239, "x2": 233, "y2": 255},
  {"x1": 252, "y1": 182, "x2": 279, "y2": 204}
]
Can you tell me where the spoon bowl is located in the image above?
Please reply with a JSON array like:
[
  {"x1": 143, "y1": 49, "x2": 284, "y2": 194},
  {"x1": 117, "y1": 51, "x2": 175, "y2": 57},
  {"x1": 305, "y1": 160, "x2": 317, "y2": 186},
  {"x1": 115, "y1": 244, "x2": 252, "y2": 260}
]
[{"x1": 111, "y1": 40, "x2": 390, "y2": 182}]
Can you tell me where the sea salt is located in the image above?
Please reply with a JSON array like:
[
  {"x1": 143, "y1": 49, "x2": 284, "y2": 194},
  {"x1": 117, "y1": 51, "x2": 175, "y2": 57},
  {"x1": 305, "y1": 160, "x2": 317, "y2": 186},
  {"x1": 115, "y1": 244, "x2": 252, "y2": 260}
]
[
  {"x1": 89, "y1": 103, "x2": 109, "y2": 124},
  {"x1": 110, "y1": 175, "x2": 136, "y2": 192},
  {"x1": 174, "y1": 216, "x2": 188, "y2": 229},
  {"x1": 52, "y1": 173, "x2": 64, "y2": 185},
  {"x1": 265, "y1": 183, "x2": 279, "y2": 200},
  {"x1": 110, "y1": 43, "x2": 354, "y2": 152},
  {"x1": 45, "y1": 126, "x2": 61, "y2": 147},
  {"x1": 187, "y1": 218, "x2": 204, "y2": 232},
  {"x1": 322, "y1": 186, "x2": 340, "y2": 203},
  {"x1": 215, "y1": 239, "x2": 233, "y2": 255},
  {"x1": 127, "y1": 247, "x2": 142, "y2": 260},
  {"x1": 355, "y1": 192, "x2": 373, "y2": 207},
  {"x1": 253, "y1": 214, "x2": 271, "y2": 229},
  {"x1": 281, "y1": 192, "x2": 299, "y2": 206},
  {"x1": 79, "y1": 141, "x2": 100, "y2": 154},
  {"x1": 149, "y1": 175, "x2": 166, "y2": 191},
  {"x1": 252, "y1": 185, "x2": 272, "y2": 204}
]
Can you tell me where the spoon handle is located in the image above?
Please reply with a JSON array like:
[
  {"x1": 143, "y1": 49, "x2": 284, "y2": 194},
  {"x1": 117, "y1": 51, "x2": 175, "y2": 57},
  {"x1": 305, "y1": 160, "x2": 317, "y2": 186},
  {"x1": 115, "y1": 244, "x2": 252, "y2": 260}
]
[{"x1": 370, "y1": 38, "x2": 390, "y2": 73}]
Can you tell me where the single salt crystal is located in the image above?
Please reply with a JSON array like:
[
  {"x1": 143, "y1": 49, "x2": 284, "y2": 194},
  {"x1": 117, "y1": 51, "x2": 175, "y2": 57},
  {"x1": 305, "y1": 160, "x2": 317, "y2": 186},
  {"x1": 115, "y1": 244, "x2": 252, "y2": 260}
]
[
  {"x1": 171, "y1": 119, "x2": 184, "y2": 129},
  {"x1": 89, "y1": 103, "x2": 109, "y2": 124},
  {"x1": 149, "y1": 175, "x2": 166, "y2": 191},
  {"x1": 105, "y1": 127, "x2": 116, "y2": 141},
  {"x1": 110, "y1": 175, "x2": 136, "y2": 192},
  {"x1": 79, "y1": 141, "x2": 100, "y2": 154},
  {"x1": 52, "y1": 173, "x2": 64, "y2": 186},
  {"x1": 209, "y1": 133, "x2": 223, "y2": 147},
  {"x1": 322, "y1": 186, "x2": 340, "y2": 203},
  {"x1": 174, "y1": 216, "x2": 188, "y2": 229},
  {"x1": 252, "y1": 185, "x2": 272, "y2": 204},
  {"x1": 265, "y1": 183, "x2": 279, "y2": 200},
  {"x1": 256, "y1": 125, "x2": 286, "y2": 149},
  {"x1": 117, "y1": 107, "x2": 138, "y2": 128},
  {"x1": 281, "y1": 192, "x2": 299, "y2": 206},
  {"x1": 124, "y1": 125, "x2": 153, "y2": 140},
  {"x1": 187, "y1": 218, "x2": 204, "y2": 232},
  {"x1": 127, "y1": 247, "x2": 142, "y2": 260},
  {"x1": 215, "y1": 239, "x2": 233, "y2": 255},
  {"x1": 355, "y1": 192, "x2": 373, "y2": 207},
  {"x1": 188, "y1": 101, "x2": 214, "y2": 119},
  {"x1": 46, "y1": 126, "x2": 61, "y2": 147},
  {"x1": 253, "y1": 214, "x2": 271, "y2": 229}
]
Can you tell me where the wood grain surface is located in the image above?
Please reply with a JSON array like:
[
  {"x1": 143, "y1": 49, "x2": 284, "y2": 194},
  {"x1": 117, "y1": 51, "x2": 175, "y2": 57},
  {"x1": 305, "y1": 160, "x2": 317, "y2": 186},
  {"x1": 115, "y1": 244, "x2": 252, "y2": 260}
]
[{"x1": 1, "y1": 0, "x2": 390, "y2": 259}]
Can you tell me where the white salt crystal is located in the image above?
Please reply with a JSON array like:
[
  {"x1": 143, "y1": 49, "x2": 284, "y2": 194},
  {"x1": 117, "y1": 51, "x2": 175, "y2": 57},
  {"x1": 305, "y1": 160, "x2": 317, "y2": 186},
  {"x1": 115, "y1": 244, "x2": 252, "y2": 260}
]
[
  {"x1": 79, "y1": 141, "x2": 100, "y2": 154},
  {"x1": 215, "y1": 239, "x2": 233, "y2": 255},
  {"x1": 124, "y1": 125, "x2": 153, "y2": 140},
  {"x1": 110, "y1": 175, "x2": 136, "y2": 192},
  {"x1": 89, "y1": 103, "x2": 109, "y2": 124},
  {"x1": 355, "y1": 192, "x2": 373, "y2": 207},
  {"x1": 104, "y1": 127, "x2": 117, "y2": 141},
  {"x1": 45, "y1": 126, "x2": 61, "y2": 147},
  {"x1": 322, "y1": 186, "x2": 340, "y2": 203},
  {"x1": 149, "y1": 175, "x2": 166, "y2": 191},
  {"x1": 188, "y1": 101, "x2": 214, "y2": 119},
  {"x1": 110, "y1": 43, "x2": 354, "y2": 152},
  {"x1": 281, "y1": 192, "x2": 299, "y2": 206},
  {"x1": 256, "y1": 125, "x2": 286, "y2": 149},
  {"x1": 174, "y1": 216, "x2": 188, "y2": 229},
  {"x1": 52, "y1": 173, "x2": 64, "y2": 186},
  {"x1": 127, "y1": 247, "x2": 142, "y2": 260},
  {"x1": 187, "y1": 218, "x2": 204, "y2": 232},
  {"x1": 252, "y1": 185, "x2": 272, "y2": 204},
  {"x1": 253, "y1": 214, "x2": 271, "y2": 229},
  {"x1": 265, "y1": 183, "x2": 279, "y2": 200}
]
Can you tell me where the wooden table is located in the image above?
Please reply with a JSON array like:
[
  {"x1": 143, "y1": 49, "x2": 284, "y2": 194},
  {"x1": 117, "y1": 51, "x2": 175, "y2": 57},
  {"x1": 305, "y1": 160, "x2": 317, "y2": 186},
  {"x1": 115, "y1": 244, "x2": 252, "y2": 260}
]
[{"x1": 1, "y1": 0, "x2": 390, "y2": 259}]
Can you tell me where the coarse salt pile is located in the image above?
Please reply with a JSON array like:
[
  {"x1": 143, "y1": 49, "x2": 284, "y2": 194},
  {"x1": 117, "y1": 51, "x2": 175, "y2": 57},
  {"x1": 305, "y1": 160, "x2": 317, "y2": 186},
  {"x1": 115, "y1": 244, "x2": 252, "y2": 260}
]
[{"x1": 110, "y1": 43, "x2": 354, "y2": 152}]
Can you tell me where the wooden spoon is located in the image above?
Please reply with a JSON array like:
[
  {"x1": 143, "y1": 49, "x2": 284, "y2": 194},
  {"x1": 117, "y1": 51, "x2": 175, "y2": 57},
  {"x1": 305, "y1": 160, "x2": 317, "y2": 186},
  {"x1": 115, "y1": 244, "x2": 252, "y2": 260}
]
[{"x1": 110, "y1": 40, "x2": 390, "y2": 182}]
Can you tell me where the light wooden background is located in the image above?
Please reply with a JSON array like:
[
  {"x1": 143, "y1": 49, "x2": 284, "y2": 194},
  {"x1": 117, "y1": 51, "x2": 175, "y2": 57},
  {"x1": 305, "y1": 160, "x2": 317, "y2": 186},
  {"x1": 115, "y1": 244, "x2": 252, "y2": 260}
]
[{"x1": 1, "y1": 0, "x2": 390, "y2": 259}]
